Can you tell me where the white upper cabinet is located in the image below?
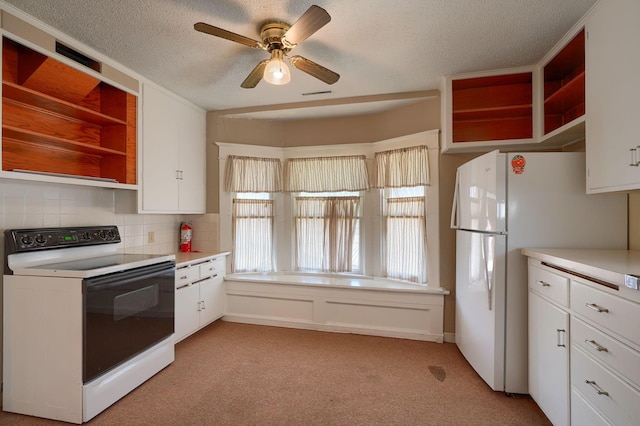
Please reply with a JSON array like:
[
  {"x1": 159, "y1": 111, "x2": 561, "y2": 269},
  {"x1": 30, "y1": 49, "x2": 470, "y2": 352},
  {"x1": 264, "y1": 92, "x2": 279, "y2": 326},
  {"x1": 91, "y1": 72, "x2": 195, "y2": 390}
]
[
  {"x1": 140, "y1": 83, "x2": 206, "y2": 213},
  {"x1": 585, "y1": 0, "x2": 640, "y2": 193}
]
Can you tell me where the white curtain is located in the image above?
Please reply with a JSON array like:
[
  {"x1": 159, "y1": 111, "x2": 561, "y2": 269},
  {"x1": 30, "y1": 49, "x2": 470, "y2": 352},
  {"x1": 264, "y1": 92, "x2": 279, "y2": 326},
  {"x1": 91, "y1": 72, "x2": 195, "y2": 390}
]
[
  {"x1": 295, "y1": 196, "x2": 360, "y2": 272},
  {"x1": 384, "y1": 197, "x2": 427, "y2": 283},
  {"x1": 374, "y1": 145, "x2": 430, "y2": 188},
  {"x1": 224, "y1": 155, "x2": 282, "y2": 193},
  {"x1": 232, "y1": 199, "x2": 274, "y2": 272},
  {"x1": 285, "y1": 155, "x2": 369, "y2": 192}
]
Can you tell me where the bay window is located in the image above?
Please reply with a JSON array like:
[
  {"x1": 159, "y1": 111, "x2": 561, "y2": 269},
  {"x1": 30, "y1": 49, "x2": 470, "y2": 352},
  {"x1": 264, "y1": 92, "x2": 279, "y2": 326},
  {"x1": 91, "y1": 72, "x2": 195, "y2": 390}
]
[
  {"x1": 294, "y1": 193, "x2": 361, "y2": 273},
  {"x1": 232, "y1": 195, "x2": 274, "y2": 272},
  {"x1": 218, "y1": 131, "x2": 437, "y2": 285},
  {"x1": 383, "y1": 187, "x2": 427, "y2": 283}
]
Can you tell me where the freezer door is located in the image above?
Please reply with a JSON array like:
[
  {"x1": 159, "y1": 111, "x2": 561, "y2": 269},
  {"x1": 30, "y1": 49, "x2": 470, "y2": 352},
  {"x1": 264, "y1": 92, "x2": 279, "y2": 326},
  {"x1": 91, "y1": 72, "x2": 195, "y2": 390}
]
[
  {"x1": 455, "y1": 229, "x2": 506, "y2": 392},
  {"x1": 456, "y1": 150, "x2": 506, "y2": 233}
]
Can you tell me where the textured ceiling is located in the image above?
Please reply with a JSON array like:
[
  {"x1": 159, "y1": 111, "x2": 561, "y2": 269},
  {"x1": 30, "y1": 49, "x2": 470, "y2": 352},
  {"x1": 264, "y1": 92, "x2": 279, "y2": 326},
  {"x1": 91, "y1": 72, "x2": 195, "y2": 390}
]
[{"x1": 1, "y1": 0, "x2": 597, "y2": 119}]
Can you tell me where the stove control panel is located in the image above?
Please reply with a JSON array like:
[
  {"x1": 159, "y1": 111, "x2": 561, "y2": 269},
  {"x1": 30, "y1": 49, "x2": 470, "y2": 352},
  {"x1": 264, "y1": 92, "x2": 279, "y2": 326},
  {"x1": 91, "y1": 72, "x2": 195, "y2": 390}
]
[{"x1": 5, "y1": 226, "x2": 121, "y2": 253}]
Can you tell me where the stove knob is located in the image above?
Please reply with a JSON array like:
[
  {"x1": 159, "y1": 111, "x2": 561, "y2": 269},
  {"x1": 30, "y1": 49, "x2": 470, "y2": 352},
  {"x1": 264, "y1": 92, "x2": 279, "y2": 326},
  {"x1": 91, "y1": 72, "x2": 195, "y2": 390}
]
[
  {"x1": 107, "y1": 230, "x2": 116, "y2": 240},
  {"x1": 98, "y1": 230, "x2": 107, "y2": 240},
  {"x1": 35, "y1": 235, "x2": 47, "y2": 245},
  {"x1": 80, "y1": 232, "x2": 92, "y2": 241},
  {"x1": 20, "y1": 235, "x2": 34, "y2": 246}
]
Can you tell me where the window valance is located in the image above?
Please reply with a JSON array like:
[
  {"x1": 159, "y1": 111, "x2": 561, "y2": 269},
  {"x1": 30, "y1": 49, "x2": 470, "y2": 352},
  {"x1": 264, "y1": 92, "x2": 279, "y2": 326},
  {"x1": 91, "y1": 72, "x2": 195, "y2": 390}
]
[
  {"x1": 285, "y1": 155, "x2": 369, "y2": 192},
  {"x1": 374, "y1": 145, "x2": 430, "y2": 188},
  {"x1": 224, "y1": 155, "x2": 282, "y2": 193}
]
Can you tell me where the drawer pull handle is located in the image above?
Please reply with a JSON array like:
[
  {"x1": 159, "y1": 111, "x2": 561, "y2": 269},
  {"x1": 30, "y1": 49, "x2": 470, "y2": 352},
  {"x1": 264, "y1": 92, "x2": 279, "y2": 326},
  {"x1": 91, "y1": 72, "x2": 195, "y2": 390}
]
[
  {"x1": 537, "y1": 280, "x2": 551, "y2": 287},
  {"x1": 201, "y1": 300, "x2": 206, "y2": 310},
  {"x1": 556, "y1": 329, "x2": 566, "y2": 347},
  {"x1": 585, "y1": 380, "x2": 609, "y2": 396},
  {"x1": 585, "y1": 303, "x2": 609, "y2": 313},
  {"x1": 585, "y1": 339, "x2": 609, "y2": 352},
  {"x1": 180, "y1": 275, "x2": 188, "y2": 280}
]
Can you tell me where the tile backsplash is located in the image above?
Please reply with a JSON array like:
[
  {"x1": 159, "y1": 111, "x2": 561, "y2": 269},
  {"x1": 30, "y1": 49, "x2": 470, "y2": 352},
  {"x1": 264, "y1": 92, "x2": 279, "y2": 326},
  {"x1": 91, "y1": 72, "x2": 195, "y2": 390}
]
[{"x1": 0, "y1": 179, "x2": 219, "y2": 258}]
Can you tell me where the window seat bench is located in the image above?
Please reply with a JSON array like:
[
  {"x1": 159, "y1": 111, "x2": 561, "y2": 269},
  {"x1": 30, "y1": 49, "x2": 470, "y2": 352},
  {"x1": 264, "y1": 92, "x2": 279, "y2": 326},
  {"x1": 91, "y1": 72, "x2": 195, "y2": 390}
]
[{"x1": 223, "y1": 273, "x2": 449, "y2": 342}]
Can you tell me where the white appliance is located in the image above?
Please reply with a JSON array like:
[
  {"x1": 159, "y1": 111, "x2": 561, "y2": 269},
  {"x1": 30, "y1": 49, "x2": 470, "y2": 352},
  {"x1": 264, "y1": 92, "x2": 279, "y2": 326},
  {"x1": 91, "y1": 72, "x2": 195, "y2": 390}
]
[
  {"x1": 450, "y1": 150, "x2": 627, "y2": 394},
  {"x1": 3, "y1": 226, "x2": 176, "y2": 424}
]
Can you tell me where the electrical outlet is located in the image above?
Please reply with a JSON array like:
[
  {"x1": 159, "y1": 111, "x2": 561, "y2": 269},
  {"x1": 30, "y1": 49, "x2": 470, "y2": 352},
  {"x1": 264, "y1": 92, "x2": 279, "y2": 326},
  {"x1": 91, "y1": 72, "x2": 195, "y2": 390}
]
[{"x1": 148, "y1": 231, "x2": 155, "y2": 244}]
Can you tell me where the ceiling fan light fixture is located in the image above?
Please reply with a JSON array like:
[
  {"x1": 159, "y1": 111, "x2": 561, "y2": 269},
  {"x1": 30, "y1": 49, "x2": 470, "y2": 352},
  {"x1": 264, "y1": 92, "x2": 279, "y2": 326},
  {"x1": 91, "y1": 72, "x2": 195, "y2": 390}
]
[{"x1": 263, "y1": 49, "x2": 291, "y2": 85}]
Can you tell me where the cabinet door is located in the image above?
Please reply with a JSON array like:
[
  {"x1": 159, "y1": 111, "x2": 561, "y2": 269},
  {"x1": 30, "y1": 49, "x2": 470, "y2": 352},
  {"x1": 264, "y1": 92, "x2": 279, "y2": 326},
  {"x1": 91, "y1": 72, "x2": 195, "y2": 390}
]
[
  {"x1": 529, "y1": 291, "x2": 570, "y2": 426},
  {"x1": 199, "y1": 277, "x2": 224, "y2": 326},
  {"x1": 176, "y1": 100, "x2": 206, "y2": 213},
  {"x1": 586, "y1": 0, "x2": 640, "y2": 193},
  {"x1": 174, "y1": 283, "x2": 200, "y2": 343},
  {"x1": 141, "y1": 84, "x2": 180, "y2": 211}
]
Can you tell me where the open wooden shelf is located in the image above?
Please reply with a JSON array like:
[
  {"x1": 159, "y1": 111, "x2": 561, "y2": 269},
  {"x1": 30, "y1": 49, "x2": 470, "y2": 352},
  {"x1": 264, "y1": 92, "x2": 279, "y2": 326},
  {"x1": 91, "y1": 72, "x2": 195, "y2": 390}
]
[
  {"x1": 543, "y1": 29, "x2": 585, "y2": 135},
  {"x1": 452, "y1": 72, "x2": 533, "y2": 143},
  {"x1": 2, "y1": 81, "x2": 127, "y2": 126},
  {"x1": 2, "y1": 126, "x2": 127, "y2": 156},
  {"x1": 1, "y1": 37, "x2": 137, "y2": 184}
]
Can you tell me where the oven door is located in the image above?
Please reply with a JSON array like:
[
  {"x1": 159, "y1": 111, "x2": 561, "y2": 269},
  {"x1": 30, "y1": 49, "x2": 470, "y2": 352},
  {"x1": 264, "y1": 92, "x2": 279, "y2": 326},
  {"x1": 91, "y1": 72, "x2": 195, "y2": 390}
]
[{"x1": 83, "y1": 261, "x2": 175, "y2": 383}]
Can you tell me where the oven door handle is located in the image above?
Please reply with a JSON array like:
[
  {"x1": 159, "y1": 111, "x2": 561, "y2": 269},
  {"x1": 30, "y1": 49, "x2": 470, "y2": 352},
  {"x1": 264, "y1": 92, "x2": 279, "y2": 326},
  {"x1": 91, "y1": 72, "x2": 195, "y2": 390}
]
[{"x1": 84, "y1": 261, "x2": 175, "y2": 291}]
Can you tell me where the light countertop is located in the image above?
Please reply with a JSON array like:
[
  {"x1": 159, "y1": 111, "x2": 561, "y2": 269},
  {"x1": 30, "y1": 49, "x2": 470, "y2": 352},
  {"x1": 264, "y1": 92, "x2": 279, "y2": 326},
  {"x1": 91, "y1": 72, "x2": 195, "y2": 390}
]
[
  {"x1": 522, "y1": 248, "x2": 640, "y2": 303},
  {"x1": 173, "y1": 251, "x2": 229, "y2": 267}
]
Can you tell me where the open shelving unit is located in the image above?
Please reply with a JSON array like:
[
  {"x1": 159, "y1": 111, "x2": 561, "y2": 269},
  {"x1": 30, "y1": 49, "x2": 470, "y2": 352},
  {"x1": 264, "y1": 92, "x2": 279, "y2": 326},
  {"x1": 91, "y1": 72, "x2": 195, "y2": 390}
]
[
  {"x1": 1, "y1": 37, "x2": 137, "y2": 185},
  {"x1": 451, "y1": 72, "x2": 533, "y2": 143},
  {"x1": 543, "y1": 29, "x2": 585, "y2": 136}
]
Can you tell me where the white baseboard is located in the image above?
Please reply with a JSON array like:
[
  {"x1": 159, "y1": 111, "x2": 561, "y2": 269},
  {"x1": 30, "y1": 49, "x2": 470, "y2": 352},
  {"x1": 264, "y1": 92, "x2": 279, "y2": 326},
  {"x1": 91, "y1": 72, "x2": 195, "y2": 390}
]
[
  {"x1": 223, "y1": 315, "x2": 445, "y2": 343},
  {"x1": 443, "y1": 332, "x2": 455, "y2": 343}
]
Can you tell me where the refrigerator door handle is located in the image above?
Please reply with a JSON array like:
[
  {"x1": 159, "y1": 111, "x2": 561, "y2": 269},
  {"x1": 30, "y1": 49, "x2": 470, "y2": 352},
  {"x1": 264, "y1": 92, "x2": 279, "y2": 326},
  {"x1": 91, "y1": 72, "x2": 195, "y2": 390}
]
[
  {"x1": 450, "y1": 170, "x2": 460, "y2": 229},
  {"x1": 481, "y1": 234, "x2": 494, "y2": 311}
]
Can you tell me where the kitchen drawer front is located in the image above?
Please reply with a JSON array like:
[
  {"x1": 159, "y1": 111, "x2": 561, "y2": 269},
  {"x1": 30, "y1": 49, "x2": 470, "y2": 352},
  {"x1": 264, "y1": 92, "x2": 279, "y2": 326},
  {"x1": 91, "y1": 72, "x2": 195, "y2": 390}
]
[
  {"x1": 572, "y1": 317, "x2": 640, "y2": 389},
  {"x1": 175, "y1": 266, "x2": 200, "y2": 288},
  {"x1": 528, "y1": 263, "x2": 569, "y2": 307},
  {"x1": 571, "y1": 280, "x2": 640, "y2": 346},
  {"x1": 571, "y1": 389, "x2": 612, "y2": 426},
  {"x1": 571, "y1": 345, "x2": 640, "y2": 426},
  {"x1": 198, "y1": 258, "x2": 225, "y2": 279}
]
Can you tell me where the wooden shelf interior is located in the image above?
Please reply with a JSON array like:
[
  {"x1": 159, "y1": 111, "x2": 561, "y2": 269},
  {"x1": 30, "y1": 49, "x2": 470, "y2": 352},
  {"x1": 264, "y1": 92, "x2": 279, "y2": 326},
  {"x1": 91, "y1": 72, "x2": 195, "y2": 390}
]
[
  {"x1": 452, "y1": 72, "x2": 533, "y2": 142},
  {"x1": 544, "y1": 29, "x2": 585, "y2": 135},
  {"x1": 2, "y1": 37, "x2": 136, "y2": 184}
]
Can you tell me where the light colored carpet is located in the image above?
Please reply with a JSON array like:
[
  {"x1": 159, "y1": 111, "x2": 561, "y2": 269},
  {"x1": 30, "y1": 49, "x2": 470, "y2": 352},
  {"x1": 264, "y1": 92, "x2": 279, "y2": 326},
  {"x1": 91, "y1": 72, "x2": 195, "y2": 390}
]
[{"x1": 0, "y1": 321, "x2": 550, "y2": 425}]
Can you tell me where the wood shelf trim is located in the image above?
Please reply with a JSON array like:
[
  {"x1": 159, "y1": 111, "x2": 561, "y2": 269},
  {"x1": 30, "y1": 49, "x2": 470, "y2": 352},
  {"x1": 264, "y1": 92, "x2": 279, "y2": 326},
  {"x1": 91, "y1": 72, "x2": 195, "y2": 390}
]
[
  {"x1": 2, "y1": 125, "x2": 127, "y2": 156},
  {"x1": 2, "y1": 81, "x2": 126, "y2": 126},
  {"x1": 453, "y1": 104, "x2": 532, "y2": 121},
  {"x1": 544, "y1": 71, "x2": 585, "y2": 110}
]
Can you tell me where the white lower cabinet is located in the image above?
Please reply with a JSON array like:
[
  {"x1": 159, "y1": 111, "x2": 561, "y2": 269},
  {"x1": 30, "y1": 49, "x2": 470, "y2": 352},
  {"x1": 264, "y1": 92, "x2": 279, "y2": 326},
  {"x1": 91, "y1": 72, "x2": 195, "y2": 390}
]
[
  {"x1": 528, "y1": 263, "x2": 570, "y2": 426},
  {"x1": 174, "y1": 256, "x2": 226, "y2": 343},
  {"x1": 569, "y1": 280, "x2": 640, "y2": 426},
  {"x1": 526, "y1": 256, "x2": 640, "y2": 425}
]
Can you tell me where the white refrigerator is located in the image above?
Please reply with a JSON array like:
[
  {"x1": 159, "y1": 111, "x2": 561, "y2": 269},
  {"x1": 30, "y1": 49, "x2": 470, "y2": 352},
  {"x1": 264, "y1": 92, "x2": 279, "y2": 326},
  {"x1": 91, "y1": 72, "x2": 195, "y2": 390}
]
[{"x1": 451, "y1": 150, "x2": 627, "y2": 394}]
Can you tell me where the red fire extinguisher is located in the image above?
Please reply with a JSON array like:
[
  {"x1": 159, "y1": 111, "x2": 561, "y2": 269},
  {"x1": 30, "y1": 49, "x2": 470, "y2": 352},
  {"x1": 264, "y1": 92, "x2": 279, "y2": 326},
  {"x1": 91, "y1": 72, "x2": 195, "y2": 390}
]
[{"x1": 180, "y1": 222, "x2": 192, "y2": 253}]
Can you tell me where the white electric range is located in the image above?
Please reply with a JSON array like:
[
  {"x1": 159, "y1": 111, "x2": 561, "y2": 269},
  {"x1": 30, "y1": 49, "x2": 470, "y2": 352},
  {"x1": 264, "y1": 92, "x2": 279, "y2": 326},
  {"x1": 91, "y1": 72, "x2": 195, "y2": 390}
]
[{"x1": 3, "y1": 225, "x2": 176, "y2": 424}]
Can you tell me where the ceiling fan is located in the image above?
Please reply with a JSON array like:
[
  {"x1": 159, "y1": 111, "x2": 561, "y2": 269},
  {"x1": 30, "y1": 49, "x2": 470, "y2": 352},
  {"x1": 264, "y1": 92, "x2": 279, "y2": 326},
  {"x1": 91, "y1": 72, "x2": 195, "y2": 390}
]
[{"x1": 194, "y1": 5, "x2": 340, "y2": 88}]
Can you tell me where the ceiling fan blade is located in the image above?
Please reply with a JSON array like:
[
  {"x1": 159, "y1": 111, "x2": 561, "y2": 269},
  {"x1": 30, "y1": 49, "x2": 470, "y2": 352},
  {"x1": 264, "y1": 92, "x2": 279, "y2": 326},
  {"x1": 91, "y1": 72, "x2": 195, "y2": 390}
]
[
  {"x1": 241, "y1": 59, "x2": 269, "y2": 88},
  {"x1": 194, "y1": 22, "x2": 262, "y2": 49},
  {"x1": 289, "y1": 55, "x2": 340, "y2": 85},
  {"x1": 283, "y1": 5, "x2": 331, "y2": 46}
]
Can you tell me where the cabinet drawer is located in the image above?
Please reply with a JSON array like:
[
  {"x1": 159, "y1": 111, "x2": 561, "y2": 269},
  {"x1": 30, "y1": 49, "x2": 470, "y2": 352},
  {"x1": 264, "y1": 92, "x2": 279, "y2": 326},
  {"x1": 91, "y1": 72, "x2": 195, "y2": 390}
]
[
  {"x1": 571, "y1": 389, "x2": 612, "y2": 426},
  {"x1": 529, "y1": 264, "x2": 569, "y2": 307},
  {"x1": 572, "y1": 317, "x2": 640, "y2": 389},
  {"x1": 571, "y1": 346, "x2": 640, "y2": 426},
  {"x1": 175, "y1": 266, "x2": 200, "y2": 288},
  {"x1": 198, "y1": 259, "x2": 225, "y2": 279},
  {"x1": 571, "y1": 280, "x2": 640, "y2": 346}
]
